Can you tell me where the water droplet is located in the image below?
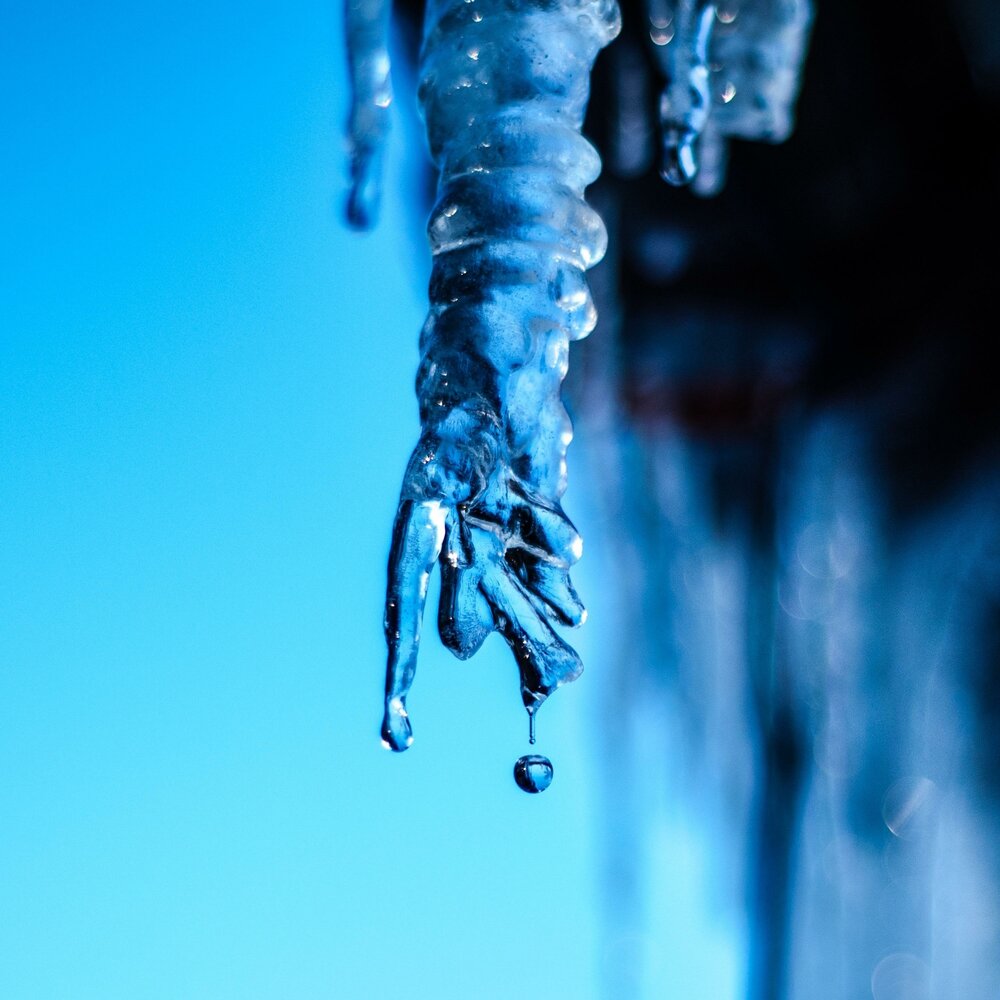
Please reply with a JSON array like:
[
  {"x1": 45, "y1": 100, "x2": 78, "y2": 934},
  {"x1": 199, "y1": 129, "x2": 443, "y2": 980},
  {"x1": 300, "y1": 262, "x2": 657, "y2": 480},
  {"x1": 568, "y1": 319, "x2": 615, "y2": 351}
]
[{"x1": 514, "y1": 755, "x2": 553, "y2": 793}]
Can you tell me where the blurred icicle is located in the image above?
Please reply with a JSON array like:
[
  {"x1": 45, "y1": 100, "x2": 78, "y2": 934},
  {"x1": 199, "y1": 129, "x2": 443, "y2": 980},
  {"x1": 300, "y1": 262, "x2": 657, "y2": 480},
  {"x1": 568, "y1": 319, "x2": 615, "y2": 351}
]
[
  {"x1": 344, "y1": 0, "x2": 393, "y2": 229},
  {"x1": 647, "y1": 0, "x2": 813, "y2": 194}
]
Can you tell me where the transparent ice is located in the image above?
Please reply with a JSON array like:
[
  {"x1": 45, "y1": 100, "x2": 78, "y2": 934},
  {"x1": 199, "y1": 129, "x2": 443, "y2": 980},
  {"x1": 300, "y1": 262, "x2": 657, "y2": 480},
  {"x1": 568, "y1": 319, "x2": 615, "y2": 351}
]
[
  {"x1": 370, "y1": 0, "x2": 621, "y2": 753},
  {"x1": 647, "y1": 0, "x2": 813, "y2": 194}
]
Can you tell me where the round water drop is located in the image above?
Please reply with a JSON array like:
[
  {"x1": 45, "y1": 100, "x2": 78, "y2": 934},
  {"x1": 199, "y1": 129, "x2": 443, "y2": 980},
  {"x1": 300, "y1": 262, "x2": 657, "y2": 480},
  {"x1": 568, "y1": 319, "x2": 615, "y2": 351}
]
[{"x1": 514, "y1": 755, "x2": 553, "y2": 794}]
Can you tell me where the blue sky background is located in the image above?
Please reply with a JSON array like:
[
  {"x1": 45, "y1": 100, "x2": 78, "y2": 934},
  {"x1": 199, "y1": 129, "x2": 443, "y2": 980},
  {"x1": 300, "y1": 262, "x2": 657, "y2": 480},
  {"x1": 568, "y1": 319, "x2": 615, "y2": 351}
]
[{"x1": 0, "y1": 3, "x2": 736, "y2": 997}]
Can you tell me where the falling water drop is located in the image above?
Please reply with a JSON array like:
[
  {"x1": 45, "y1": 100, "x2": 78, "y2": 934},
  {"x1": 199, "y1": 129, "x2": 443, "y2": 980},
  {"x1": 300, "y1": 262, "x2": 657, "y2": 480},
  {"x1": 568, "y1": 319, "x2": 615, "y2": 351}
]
[{"x1": 514, "y1": 754, "x2": 554, "y2": 793}]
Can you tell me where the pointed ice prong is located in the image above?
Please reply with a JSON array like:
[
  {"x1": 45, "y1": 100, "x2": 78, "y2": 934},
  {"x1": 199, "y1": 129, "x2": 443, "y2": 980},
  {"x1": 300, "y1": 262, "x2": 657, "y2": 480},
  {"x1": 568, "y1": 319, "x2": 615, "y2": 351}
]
[
  {"x1": 382, "y1": 499, "x2": 447, "y2": 750},
  {"x1": 516, "y1": 498, "x2": 583, "y2": 568},
  {"x1": 527, "y1": 564, "x2": 587, "y2": 627},
  {"x1": 381, "y1": 697, "x2": 414, "y2": 752},
  {"x1": 481, "y1": 564, "x2": 584, "y2": 709}
]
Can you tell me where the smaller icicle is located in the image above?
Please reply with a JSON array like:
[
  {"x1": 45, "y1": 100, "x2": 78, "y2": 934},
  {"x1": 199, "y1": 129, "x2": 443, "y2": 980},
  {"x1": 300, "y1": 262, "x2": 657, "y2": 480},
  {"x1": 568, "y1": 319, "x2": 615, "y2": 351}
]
[
  {"x1": 647, "y1": 0, "x2": 813, "y2": 194},
  {"x1": 709, "y1": 0, "x2": 813, "y2": 146},
  {"x1": 654, "y1": 0, "x2": 717, "y2": 186},
  {"x1": 344, "y1": 0, "x2": 393, "y2": 229}
]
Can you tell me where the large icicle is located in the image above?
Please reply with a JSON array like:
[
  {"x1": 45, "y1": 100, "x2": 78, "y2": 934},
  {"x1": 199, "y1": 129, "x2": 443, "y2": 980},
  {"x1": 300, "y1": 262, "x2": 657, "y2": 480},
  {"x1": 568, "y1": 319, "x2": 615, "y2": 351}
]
[{"x1": 381, "y1": 0, "x2": 621, "y2": 751}]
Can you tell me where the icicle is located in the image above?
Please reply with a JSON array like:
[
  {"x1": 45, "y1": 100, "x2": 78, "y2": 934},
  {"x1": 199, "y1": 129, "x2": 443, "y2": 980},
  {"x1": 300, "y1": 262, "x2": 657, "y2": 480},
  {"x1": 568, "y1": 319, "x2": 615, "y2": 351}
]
[
  {"x1": 647, "y1": 0, "x2": 813, "y2": 194},
  {"x1": 380, "y1": 0, "x2": 621, "y2": 752},
  {"x1": 652, "y1": 0, "x2": 717, "y2": 186},
  {"x1": 344, "y1": 0, "x2": 393, "y2": 229},
  {"x1": 709, "y1": 0, "x2": 813, "y2": 144}
]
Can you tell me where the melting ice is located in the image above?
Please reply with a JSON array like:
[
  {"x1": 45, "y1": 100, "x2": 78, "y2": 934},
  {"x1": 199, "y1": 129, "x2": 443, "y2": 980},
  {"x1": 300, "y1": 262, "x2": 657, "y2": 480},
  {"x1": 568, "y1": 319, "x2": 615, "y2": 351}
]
[
  {"x1": 347, "y1": 0, "x2": 620, "y2": 763},
  {"x1": 344, "y1": 0, "x2": 814, "y2": 780}
]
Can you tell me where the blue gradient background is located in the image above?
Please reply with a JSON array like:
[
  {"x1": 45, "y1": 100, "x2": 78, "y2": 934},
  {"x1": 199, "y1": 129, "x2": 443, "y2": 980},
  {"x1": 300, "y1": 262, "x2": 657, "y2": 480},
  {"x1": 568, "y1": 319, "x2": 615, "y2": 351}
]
[{"x1": 1, "y1": 3, "x2": 735, "y2": 997}]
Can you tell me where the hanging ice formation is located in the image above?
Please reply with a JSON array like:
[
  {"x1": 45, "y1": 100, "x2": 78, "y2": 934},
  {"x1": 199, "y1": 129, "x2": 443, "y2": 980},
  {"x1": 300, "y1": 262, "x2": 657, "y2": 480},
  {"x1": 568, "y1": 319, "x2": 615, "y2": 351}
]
[
  {"x1": 344, "y1": 0, "x2": 621, "y2": 753},
  {"x1": 648, "y1": 0, "x2": 812, "y2": 195},
  {"x1": 344, "y1": 0, "x2": 393, "y2": 228},
  {"x1": 342, "y1": 0, "x2": 815, "y2": 756}
]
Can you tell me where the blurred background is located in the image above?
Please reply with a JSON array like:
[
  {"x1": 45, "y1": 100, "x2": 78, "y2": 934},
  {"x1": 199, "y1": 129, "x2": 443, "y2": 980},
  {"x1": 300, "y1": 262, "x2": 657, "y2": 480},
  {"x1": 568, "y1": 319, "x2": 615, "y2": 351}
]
[{"x1": 2, "y1": 0, "x2": 999, "y2": 998}]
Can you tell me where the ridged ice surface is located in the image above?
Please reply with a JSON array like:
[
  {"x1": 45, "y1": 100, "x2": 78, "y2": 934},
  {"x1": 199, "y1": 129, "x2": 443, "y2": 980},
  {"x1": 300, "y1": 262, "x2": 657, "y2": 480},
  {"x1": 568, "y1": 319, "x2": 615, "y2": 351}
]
[
  {"x1": 647, "y1": 0, "x2": 812, "y2": 194},
  {"x1": 379, "y1": 0, "x2": 620, "y2": 752}
]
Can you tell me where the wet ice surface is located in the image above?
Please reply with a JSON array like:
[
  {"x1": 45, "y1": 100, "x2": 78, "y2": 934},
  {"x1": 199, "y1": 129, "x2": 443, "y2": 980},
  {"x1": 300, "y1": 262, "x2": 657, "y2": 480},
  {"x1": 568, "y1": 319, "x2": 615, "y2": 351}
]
[
  {"x1": 344, "y1": 0, "x2": 814, "y2": 758},
  {"x1": 373, "y1": 0, "x2": 619, "y2": 752}
]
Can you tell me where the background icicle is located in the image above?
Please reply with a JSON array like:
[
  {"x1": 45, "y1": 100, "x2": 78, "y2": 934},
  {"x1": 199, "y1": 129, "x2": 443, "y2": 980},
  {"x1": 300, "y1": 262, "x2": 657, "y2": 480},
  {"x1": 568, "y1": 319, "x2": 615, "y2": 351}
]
[
  {"x1": 345, "y1": 0, "x2": 393, "y2": 228},
  {"x1": 646, "y1": 0, "x2": 813, "y2": 194}
]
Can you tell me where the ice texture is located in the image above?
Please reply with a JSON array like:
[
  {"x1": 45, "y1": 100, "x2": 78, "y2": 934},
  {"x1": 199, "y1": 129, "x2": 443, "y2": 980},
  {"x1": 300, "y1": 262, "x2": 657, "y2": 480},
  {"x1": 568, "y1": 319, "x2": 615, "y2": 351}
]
[
  {"x1": 344, "y1": 0, "x2": 393, "y2": 228},
  {"x1": 647, "y1": 0, "x2": 812, "y2": 194},
  {"x1": 380, "y1": 0, "x2": 621, "y2": 752}
]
